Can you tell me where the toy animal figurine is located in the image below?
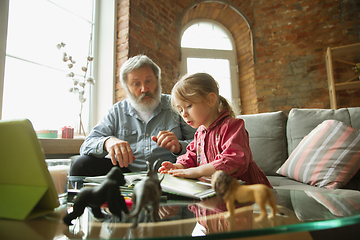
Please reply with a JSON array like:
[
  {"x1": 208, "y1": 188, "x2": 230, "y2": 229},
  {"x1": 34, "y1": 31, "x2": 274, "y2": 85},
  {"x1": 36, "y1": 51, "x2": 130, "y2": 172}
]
[
  {"x1": 211, "y1": 170, "x2": 282, "y2": 221},
  {"x1": 63, "y1": 167, "x2": 129, "y2": 225},
  {"x1": 127, "y1": 159, "x2": 164, "y2": 228}
]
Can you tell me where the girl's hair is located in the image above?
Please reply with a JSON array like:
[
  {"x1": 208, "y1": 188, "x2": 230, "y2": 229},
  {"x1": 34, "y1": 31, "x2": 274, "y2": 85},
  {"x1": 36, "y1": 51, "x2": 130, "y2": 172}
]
[{"x1": 171, "y1": 73, "x2": 235, "y2": 118}]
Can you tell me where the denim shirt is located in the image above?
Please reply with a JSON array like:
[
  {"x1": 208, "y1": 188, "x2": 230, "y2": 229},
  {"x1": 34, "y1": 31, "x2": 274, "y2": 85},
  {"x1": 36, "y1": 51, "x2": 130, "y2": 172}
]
[{"x1": 80, "y1": 94, "x2": 196, "y2": 172}]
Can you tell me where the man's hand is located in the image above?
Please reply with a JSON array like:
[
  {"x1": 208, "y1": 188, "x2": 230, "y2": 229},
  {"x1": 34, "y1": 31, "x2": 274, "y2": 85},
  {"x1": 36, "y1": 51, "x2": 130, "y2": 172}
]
[
  {"x1": 152, "y1": 130, "x2": 181, "y2": 154},
  {"x1": 104, "y1": 137, "x2": 135, "y2": 167}
]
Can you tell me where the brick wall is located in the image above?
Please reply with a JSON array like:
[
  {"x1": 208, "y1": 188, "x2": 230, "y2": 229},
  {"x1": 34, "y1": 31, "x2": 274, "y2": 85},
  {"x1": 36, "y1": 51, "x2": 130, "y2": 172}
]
[
  {"x1": 116, "y1": 0, "x2": 360, "y2": 114},
  {"x1": 116, "y1": 0, "x2": 180, "y2": 102},
  {"x1": 253, "y1": 0, "x2": 360, "y2": 113},
  {"x1": 115, "y1": 0, "x2": 130, "y2": 101}
]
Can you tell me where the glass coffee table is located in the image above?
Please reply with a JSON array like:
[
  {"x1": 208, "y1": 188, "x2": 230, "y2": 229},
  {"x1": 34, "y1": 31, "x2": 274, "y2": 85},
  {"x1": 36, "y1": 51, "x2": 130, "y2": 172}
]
[{"x1": 1, "y1": 188, "x2": 360, "y2": 240}]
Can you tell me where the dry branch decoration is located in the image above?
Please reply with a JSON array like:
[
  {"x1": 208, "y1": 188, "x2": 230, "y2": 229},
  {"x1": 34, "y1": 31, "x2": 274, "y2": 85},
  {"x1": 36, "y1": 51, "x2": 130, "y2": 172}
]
[{"x1": 57, "y1": 38, "x2": 95, "y2": 136}]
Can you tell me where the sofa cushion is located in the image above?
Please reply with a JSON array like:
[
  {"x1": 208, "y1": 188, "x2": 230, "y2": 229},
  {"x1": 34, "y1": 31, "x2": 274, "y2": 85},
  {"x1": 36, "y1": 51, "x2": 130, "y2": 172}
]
[
  {"x1": 348, "y1": 107, "x2": 360, "y2": 130},
  {"x1": 237, "y1": 111, "x2": 287, "y2": 176},
  {"x1": 286, "y1": 108, "x2": 353, "y2": 155},
  {"x1": 275, "y1": 188, "x2": 360, "y2": 222},
  {"x1": 268, "y1": 176, "x2": 305, "y2": 187},
  {"x1": 275, "y1": 184, "x2": 360, "y2": 199},
  {"x1": 277, "y1": 120, "x2": 360, "y2": 189},
  {"x1": 347, "y1": 108, "x2": 360, "y2": 180}
]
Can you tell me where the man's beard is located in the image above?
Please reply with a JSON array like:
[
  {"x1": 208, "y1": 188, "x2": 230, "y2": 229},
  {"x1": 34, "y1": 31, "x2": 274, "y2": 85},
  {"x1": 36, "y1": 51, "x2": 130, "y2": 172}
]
[{"x1": 127, "y1": 85, "x2": 161, "y2": 112}]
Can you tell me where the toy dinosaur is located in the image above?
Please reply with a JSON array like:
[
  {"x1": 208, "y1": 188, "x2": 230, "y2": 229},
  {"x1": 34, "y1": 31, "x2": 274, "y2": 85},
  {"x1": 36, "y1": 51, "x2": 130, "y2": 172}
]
[
  {"x1": 127, "y1": 159, "x2": 164, "y2": 227},
  {"x1": 211, "y1": 170, "x2": 282, "y2": 221},
  {"x1": 63, "y1": 167, "x2": 128, "y2": 225}
]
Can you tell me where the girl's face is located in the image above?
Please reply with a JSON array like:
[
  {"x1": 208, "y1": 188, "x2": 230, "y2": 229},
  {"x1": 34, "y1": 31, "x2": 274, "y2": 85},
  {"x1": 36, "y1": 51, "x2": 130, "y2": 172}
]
[{"x1": 173, "y1": 95, "x2": 216, "y2": 129}]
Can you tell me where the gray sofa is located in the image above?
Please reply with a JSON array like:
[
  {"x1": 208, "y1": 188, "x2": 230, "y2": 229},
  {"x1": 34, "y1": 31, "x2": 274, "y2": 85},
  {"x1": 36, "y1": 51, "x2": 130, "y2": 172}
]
[{"x1": 238, "y1": 107, "x2": 360, "y2": 199}]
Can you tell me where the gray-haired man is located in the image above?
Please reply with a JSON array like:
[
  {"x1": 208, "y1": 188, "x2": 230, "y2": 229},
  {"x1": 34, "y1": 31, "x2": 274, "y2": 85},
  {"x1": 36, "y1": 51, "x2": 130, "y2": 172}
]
[{"x1": 71, "y1": 55, "x2": 196, "y2": 176}]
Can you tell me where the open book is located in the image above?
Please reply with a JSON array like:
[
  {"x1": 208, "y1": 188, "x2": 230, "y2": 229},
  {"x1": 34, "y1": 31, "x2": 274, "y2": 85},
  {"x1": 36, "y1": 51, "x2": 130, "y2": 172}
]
[
  {"x1": 161, "y1": 174, "x2": 216, "y2": 199},
  {"x1": 85, "y1": 173, "x2": 232, "y2": 200},
  {"x1": 85, "y1": 171, "x2": 148, "y2": 187}
]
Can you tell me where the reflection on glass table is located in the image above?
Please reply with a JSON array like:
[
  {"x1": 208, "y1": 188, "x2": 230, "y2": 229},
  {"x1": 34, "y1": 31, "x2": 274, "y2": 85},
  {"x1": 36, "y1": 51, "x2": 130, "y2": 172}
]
[{"x1": 0, "y1": 189, "x2": 360, "y2": 240}]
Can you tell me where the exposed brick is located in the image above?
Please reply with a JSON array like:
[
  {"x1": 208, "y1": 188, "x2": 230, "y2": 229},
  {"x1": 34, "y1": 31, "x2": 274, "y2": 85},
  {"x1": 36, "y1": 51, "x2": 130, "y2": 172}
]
[{"x1": 115, "y1": 0, "x2": 360, "y2": 111}]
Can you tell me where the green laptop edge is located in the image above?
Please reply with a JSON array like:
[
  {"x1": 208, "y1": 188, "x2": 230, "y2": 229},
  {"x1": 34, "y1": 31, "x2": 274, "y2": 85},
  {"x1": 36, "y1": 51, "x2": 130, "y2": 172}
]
[{"x1": 0, "y1": 118, "x2": 59, "y2": 220}]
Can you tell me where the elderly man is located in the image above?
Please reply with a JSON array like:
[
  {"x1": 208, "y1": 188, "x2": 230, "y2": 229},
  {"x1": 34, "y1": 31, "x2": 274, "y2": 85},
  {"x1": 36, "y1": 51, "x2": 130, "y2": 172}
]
[{"x1": 71, "y1": 55, "x2": 196, "y2": 176}]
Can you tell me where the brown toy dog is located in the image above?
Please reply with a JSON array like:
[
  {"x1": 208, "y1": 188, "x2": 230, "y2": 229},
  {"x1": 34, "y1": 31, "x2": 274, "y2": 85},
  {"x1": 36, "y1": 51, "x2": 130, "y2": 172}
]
[{"x1": 211, "y1": 170, "x2": 282, "y2": 221}]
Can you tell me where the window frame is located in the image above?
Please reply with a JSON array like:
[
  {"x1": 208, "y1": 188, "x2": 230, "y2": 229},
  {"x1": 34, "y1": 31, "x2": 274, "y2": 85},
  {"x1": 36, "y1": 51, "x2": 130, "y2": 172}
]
[
  {"x1": 180, "y1": 19, "x2": 240, "y2": 108},
  {"x1": 0, "y1": 0, "x2": 116, "y2": 132},
  {"x1": 0, "y1": 0, "x2": 9, "y2": 120}
]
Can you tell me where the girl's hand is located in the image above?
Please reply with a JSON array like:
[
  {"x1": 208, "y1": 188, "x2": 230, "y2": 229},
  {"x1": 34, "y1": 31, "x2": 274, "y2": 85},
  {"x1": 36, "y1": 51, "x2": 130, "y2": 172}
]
[
  {"x1": 168, "y1": 168, "x2": 201, "y2": 179},
  {"x1": 169, "y1": 163, "x2": 216, "y2": 179},
  {"x1": 158, "y1": 161, "x2": 180, "y2": 173},
  {"x1": 158, "y1": 205, "x2": 180, "y2": 219}
]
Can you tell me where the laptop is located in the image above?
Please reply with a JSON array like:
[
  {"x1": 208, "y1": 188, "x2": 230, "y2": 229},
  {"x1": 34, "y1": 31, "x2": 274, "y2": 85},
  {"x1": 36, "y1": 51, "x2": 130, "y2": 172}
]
[{"x1": 0, "y1": 119, "x2": 59, "y2": 220}]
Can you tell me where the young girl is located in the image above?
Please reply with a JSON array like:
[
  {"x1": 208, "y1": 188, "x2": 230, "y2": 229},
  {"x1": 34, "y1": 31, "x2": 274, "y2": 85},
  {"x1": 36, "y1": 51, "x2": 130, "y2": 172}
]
[{"x1": 159, "y1": 73, "x2": 272, "y2": 187}]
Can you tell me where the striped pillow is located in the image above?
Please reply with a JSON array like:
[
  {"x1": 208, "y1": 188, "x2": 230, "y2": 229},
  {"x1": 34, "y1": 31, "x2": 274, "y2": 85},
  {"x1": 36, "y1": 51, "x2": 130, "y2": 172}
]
[
  {"x1": 276, "y1": 120, "x2": 360, "y2": 189},
  {"x1": 305, "y1": 191, "x2": 360, "y2": 217}
]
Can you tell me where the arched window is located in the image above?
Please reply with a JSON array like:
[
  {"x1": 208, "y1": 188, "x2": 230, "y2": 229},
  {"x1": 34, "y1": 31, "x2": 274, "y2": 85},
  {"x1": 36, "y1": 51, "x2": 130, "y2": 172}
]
[{"x1": 181, "y1": 20, "x2": 239, "y2": 113}]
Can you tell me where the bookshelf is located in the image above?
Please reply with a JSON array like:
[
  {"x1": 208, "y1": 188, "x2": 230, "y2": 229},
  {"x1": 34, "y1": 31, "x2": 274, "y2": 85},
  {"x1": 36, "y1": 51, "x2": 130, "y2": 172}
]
[{"x1": 325, "y1": 42, "x2": 360, "y2": 109}]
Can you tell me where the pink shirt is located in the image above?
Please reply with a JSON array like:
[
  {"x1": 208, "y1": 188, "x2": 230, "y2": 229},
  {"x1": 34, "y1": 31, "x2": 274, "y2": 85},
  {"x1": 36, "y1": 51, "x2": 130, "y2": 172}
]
[{"x1": 177, "y1": 110, "x2": 272, "y2": 188}]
